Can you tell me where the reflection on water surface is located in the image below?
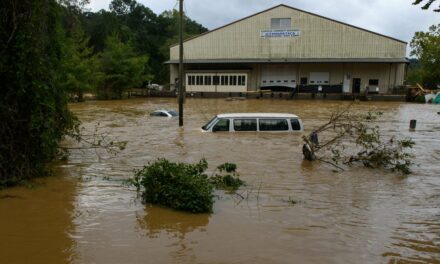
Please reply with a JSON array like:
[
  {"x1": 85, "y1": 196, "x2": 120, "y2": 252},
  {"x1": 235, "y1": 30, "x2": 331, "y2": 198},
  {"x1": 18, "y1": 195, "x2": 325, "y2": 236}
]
[{"x1": 0, "y1": 98, "x2": 439, "y2": 264}]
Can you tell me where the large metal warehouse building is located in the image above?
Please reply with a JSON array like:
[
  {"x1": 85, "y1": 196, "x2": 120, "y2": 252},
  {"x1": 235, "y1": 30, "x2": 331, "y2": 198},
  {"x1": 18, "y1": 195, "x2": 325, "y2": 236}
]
[{"x1": 167, "y1": 4, "x2": 408, "y2": 95}]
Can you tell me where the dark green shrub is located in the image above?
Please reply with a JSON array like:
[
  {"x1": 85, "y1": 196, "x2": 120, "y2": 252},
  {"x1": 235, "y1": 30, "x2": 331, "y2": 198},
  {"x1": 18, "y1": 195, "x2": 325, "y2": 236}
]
[
  {"x1": 210, "y1": 163, "x2": 244, "y2": 191},
  {"x1": 217, "y1": 163, "x2": 237, "y2": 173},
  {"x1": 414, "y1": 95, "x2": 426, "y2": 103},
  {"x1": 133, "y1": 159, "x2": 214, "y2": 213}
]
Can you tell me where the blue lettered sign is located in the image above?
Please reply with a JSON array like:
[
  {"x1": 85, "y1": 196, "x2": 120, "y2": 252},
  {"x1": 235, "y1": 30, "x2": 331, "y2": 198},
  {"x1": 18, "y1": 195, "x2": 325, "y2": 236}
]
[{"x1": 260, "y1": 29, "x2": 301, "y2": 38}]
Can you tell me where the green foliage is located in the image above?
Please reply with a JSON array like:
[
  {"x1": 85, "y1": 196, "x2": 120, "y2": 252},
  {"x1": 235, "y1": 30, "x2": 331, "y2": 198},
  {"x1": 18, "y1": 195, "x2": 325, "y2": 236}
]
[
  {"x1": 132, "y1": 159, "x2": 214, "y2": 213},
  {"x1": 81, "y1": 0, "x2": 208, "y2": 84},
  {"x1": 407, "y1": 67, "x2": 424, "y2": 85},
  {"x1": 410, "y1": 24, "x2": 440, "y2": 87},
  {"x1": 60, "y1": 28, "x2": 103, "y2": 101},
  {"x1": 303, "y1": 105, "x2": 415, "y2": 174},
  {"x1": 0, "y1": 0, "x2": 79, "y2": 187},
  {"x1": 210, "y1": 163, "x2": 244, "y2": 191},
  {"x1": 131, "y1": 159, "x2": 245, "y2": 213},
  {"x1": 413, "y1": 0, "x2": 440, "y2": 12},
  {"x1": 98, "y1": 34, "x2": 150, "y2": 99},
  {"x1": 346, "y1": 112, "x2": 415, "y2": 174},
  {"x1": 217, "y1": 163, "x2": 238, "y2": 173},
  {"x1": 415, "y1": 95, "x2": 427, "y2": 103}
]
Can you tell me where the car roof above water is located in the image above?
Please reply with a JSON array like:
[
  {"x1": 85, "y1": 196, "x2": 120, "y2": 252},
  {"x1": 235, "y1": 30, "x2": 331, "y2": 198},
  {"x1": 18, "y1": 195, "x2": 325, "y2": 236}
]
[{"x1": 216, "y1": 113, "x2": 299, "y2": 119}]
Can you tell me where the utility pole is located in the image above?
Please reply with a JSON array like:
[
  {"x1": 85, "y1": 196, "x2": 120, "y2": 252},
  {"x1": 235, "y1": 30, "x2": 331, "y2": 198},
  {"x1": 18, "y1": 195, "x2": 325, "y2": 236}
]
[{"x1": 178, "y1": 0, "x2": 184, "y2": 126}]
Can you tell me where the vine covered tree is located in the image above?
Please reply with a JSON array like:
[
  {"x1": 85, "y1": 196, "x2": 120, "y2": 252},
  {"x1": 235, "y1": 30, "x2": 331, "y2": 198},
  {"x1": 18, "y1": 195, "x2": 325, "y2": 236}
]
[
  {"x1": 413, "y1": 0, "x2": 440, "y2": 12},
  {"x1": 0, "y1": 0, "x2": 80, "y2": 187},
  {"x1": 0, "y1": 0, "x2": 208, "y2": 187}
]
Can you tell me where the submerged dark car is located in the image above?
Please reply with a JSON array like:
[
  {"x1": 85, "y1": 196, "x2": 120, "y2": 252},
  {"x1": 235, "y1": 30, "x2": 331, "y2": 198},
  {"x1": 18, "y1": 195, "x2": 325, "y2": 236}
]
[{"x1": 150, "y1": 110, "x2": 178, "y2": 117}]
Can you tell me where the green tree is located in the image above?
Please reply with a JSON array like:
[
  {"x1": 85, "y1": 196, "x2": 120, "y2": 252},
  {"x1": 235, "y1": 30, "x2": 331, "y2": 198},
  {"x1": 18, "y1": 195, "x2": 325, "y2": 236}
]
[
  {"x1": 413, "y1": 0, "x2": 440, "y2": 12},
  {"x1": 109, "y1": 0, "x2": 136, "y2": 16},
  {"x1": 81, "y1": 10, "x2": 124, "y2": 53},
  {"x1": 0, "y1": 0, "x2": 78, "y2": 187},
  {"x1": 80, "y1": 1, "x2": 208, "y2": 84},
  {"x1": 99, "y1": 34, "x2": 150, "y2": 99},
  {"x1": 410, "y1": 24, "x2": 440, "y2": 87},
  {"x1": 157, "y1": 9, "x2": 208, "y2": 82},
  {"x1": 60, "y1": 28, "x2": 102, "y2": 101}
]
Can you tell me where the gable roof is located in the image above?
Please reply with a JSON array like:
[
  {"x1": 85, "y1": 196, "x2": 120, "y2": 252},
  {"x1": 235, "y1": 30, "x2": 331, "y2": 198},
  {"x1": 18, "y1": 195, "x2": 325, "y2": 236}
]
[{"x1": 171, "y1": 4, "x2": 406, "y2": 48}]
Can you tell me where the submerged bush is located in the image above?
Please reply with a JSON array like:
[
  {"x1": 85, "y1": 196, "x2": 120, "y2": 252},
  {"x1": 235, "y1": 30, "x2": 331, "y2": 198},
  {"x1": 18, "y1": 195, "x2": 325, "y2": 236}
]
[
  {"x1": 133, "y1": 159, "x2": 214, "y2": 213},
  {"x1": 210, "y1": 163, "x2": 244, "y2": 191},
  {"x1": 132, "y1": 159, "x2": 245, "y2": 213}
]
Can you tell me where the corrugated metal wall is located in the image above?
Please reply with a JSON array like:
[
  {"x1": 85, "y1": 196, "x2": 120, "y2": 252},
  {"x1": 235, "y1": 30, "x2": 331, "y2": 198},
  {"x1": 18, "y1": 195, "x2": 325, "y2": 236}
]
[{"x1": 170, "y1": 5, "x2": 406, "y2": 60}]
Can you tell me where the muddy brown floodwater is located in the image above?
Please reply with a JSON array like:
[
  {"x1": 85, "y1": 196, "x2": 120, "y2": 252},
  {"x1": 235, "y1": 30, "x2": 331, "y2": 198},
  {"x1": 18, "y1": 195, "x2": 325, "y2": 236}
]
[{"x1": 0, "y1": 98, "x2": 439, "y2": 264}]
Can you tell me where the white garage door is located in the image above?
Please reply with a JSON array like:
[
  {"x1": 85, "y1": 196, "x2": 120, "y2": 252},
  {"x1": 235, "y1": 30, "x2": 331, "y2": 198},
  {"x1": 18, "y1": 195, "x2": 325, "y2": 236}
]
[{"x1": 261, "y1": 65, "x2": 297, "y2": 88}]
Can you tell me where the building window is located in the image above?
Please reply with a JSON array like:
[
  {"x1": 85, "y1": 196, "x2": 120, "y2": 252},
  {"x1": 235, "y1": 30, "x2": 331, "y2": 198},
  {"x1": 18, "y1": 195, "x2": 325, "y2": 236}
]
[
  {"x1": 238, "y1": 75, "x2": 246, "y2": 86},
  {"x1": 205, "y1": 76, "x2": 212, "y2": 85},
  {"x1": 213, "y1": 76, "x2": 219, "y2": 85},
  {"x1": 271, "y1": 18, "x2": 291, "y2": 29},
  {"x1": 196, "y1": 75, "x2": 203, "y2": 85},
  {"x1": 188, "y1": 75, "x2": 196, "y2": 85},
  {"x1": 220, "y1": 76, "x2": 228, "y2": 85},
  {"x1": 230, "y1": 75, "x2": 237, "y2": 86},
  {"x1": 369, "y1": 79, "x2": 379, "y2": 86}
]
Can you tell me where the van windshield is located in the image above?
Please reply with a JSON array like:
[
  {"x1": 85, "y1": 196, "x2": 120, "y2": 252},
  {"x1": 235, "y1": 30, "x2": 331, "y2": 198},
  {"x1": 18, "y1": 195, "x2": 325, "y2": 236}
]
[{"x1": 202, "y1": 117, "x2": 218, "y2": 131}]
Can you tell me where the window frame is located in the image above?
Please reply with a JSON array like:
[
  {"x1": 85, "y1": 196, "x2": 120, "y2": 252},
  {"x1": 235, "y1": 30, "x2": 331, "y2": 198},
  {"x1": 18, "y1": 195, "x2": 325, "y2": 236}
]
[
  {"x1": 259, "y1": 119, "x2": 289, "y2": 131},
  {"x1": 271, "y1": 18, "x2": 292, "y2": 30},
  {"x1": 212, "y1": 119, "x2": 230, "y2": 132},
  {"x1": 204, "y1": 75, "x2": 212, "y2": 86},
  {"x1": 369, "y1": 79, "x2": 379, "y2": 86},
  {"x1": 238, "y1": 75, "x2": 247, "y2": 86},
  {"x1": 233, "y1": 119, "x2": 257, "y2": 132},
  {"x1": 290, "y1": 118, "x2": 301, "y2": 131}
]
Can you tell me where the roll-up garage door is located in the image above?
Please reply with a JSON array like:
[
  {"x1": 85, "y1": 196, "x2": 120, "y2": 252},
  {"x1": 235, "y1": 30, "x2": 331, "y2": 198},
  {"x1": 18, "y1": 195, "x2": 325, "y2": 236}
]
[{"x1": 261, "y1": 65, "x2": 297, "y2": 89}]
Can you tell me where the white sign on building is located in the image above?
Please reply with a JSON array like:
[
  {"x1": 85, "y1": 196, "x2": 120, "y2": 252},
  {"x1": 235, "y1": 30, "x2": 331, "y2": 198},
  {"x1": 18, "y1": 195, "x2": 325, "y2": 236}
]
[{"x1": 260, "y1": 29, "x2": 301, "y2": 38}]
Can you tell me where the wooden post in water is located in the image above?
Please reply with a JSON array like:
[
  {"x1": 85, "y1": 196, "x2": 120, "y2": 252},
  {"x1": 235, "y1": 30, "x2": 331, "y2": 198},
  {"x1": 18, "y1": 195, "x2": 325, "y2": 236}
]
[
  {"x1": 178, "y1": 0, "x2": 184, "y2": 127},
  {"x1": 410, "y1": 120, "x2": 417, "y2": 130}
]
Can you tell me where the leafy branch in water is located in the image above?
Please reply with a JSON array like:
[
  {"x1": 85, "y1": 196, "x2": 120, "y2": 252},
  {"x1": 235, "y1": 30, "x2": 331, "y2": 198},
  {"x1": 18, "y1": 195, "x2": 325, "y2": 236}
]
[
  {"x1": 302, "y1": 104, "x2": 415, "y2": 174},
  {"x1": 59, "y1": 123, "x2": 127, "y2": 159}
]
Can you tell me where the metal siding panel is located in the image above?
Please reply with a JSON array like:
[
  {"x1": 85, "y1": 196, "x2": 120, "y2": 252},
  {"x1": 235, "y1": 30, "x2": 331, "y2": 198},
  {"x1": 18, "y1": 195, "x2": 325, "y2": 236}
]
[
  {"x1": 170, "y1": 6, "x2": 406, "y2": 86},
  {"x1": 170, "y1": 6, "x2": 407, "y2": 74}
]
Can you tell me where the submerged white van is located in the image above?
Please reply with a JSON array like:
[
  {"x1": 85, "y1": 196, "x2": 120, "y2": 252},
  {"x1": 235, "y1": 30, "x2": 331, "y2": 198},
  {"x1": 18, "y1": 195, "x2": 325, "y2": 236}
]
[{"x1": 201, "y1": 113, "x2": 304, "y2": 133}]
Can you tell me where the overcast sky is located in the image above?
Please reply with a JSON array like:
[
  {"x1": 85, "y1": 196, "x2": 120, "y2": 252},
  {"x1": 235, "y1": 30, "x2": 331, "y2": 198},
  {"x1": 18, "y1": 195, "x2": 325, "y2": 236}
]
[{"x1": 87, "y1": 0, "x2": 439, "y2": 55}]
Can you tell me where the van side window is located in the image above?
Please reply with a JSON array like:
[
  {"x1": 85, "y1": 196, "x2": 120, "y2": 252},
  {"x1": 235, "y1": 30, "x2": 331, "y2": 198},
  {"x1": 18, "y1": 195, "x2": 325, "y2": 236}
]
[
  {"x1": 259, "y1": 119, "x2": 288, "y2": 131},
  {"x1": 290, "y1": 119, "x2": 301, "y2": 130},
  {"x1": 234, "y1": 119, "x2": 257, "y2": 131},
  {"x1": 213, "y1": 119, "x2": 230, "y2": 132}
]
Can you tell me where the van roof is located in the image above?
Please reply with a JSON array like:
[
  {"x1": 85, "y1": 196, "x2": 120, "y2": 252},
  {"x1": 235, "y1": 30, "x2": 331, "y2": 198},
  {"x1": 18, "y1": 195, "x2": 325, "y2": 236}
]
[{"x1": 217, "y1": 113, "x2": 299, "y2": 118}]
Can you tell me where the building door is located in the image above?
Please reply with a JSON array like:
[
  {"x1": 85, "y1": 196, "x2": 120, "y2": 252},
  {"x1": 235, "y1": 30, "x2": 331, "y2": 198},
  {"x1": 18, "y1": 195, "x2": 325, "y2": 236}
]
[
  {"x1": 300, "y1": 77, "x2": 308, "y2": 85},
  {"x1": 343, "y1": 75, "x2": 350, "y2": 93},
  {"x1": 352, "y1": 78, "x2": 361, "y2": 94},
  {"x1": 260, "y1": 64, "x2": 296, "y2": 91}
]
